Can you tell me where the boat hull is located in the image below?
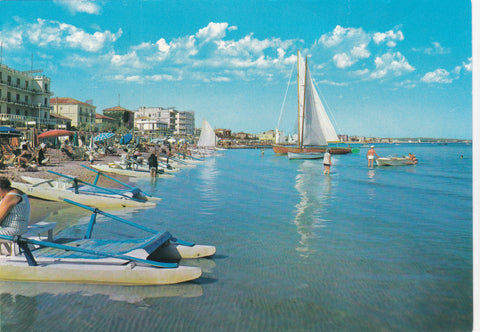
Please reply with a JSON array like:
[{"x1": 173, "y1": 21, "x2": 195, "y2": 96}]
[
  {"x1": 287, "y1": 152, "x2": 324, "y2": 160},
  {"x1": 273, "y1": 144, "x2": 351, "y2": 155},
  {"x1": 12, "y1": 180, "x2": 157, "y2": 208},
  {"x1": 91, "y1": 164, "x2": 175, "y2": 178},
  {"x1": 376, "y1": 157, "x2": 415, "y2": 166},
  {"x1": 0, "y1": 259, "x2": 201, "y2": 285}
]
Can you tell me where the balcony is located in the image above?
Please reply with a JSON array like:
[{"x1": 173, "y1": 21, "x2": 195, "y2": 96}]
[{"x1": 0, "y1": 114, "x2": 56, "y2": 126}]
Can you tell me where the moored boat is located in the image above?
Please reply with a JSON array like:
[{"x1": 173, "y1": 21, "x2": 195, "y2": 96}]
[
  {"x1": 376, "y1": 156, "x2": 416, "y2": 166},
  {"x1": 274, "y1": 50, "x2": 351, "y2": 156},
  {"x1": 287, "y1": 152, "x2": 324, "y2": 160}
]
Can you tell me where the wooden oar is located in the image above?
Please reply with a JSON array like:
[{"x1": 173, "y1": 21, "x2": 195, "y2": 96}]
[{"x1": 0, "y1": 234, "x2": 178, "y2": 268}]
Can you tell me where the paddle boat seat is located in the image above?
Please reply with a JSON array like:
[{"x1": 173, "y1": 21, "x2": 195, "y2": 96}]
[
  {"x1": 0, "y1": 221, "x2": 56, "y2": 256},
  {"x1": 32, "y1": 231, "x2": 173, "y2": 261}
]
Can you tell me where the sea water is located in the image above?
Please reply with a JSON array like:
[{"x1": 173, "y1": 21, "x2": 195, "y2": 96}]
[{"x1": 0, "y1": 144, "x2": 472, "y2": 331}]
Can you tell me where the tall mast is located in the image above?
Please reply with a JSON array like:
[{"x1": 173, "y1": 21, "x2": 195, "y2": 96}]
[
  {"x1": 297, "y1": 50, "x2": 301, "y2": 148},
  {"x1": 300, "y1": 56, "x2": 308, "y2": 149}
]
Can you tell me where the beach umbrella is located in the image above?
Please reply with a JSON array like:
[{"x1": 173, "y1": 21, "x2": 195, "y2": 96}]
[
  {"x1": 120, "y1": 133, "x2": 132, "y2": 145},
  {"x1": 73, "y1": 132, "x2": 79, "y2": 147},
  {"x1": 38, "y1": 129, "x2": 73, "y2": 138},
  {"x1": 0, "y1": 126, "x2": 22, "y2": 137},
  {"x1": 94, "y1": 132, "x2": 115, "y2": 142}
]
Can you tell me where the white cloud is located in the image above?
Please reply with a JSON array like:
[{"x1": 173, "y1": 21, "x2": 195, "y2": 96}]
[
  {"x1": 319, "y1": 26, "x2": 367, "y2": 48},
  {"x1": 53, "y1": 0, "x2": 101, "y2": 15},
  {"x1": 333, "y1": 53, "x2": 354, "y2": 69},
  {"x1": 2, "y1": 18, "x2": 121, "y2": 52},
  {"x1": 370, "y1": 52, "x2": 414, "y2": 79},
  {"x1": 373, "y1": 29, "x2": 404, "y2": 46},
  {"x1": 424, "y1": 42, "x2": 449, "y2": 55},
  {"x1": 421, "y1": 69, "x2": 452, "y2": 83},
  {"x1": 196, "y1": 22, "x2": 230, "y2": 42}
]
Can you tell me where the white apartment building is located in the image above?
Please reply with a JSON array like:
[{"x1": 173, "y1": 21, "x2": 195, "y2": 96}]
[
  {"x1": 0, "y1": 64, "x2": 54, "y2": 129},
  {"x1": 135, "y1": 106, "x2": 195, "y2": 136}
]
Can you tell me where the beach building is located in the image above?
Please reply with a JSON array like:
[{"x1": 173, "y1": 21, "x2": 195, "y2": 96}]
[
  {"x1": 0, "y1": 64, "x2": 54, "y2": 129},
  {"x1": 95, "y1": 113, "x2": 117, "y2": 130},
  {"x1": 134, "y1": 106, "x2": 195, "y2": 136},
  {"x1": 257, "y1": 130, "x2": 276, "y2": 144},
  {"x1": 50, "y1": 97, "x2": 96, "y2": 129},
  {"x1": 214, "y1": 129, "x2": 232, "y2": 139},
  {"x1": 176, "y1": 111, "x2": 195, "y2": 136},
  {"x1": 49, "y1": 113, "x2": 72, "y2": 130},
  {"x1": 102, "y1": 106, "x2": 135, "y2": 129}
]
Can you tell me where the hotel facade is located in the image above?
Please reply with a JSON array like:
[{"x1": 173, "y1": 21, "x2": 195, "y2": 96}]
[{"x1": 0, "y1": 64, "x2": 54, "y2": 129}]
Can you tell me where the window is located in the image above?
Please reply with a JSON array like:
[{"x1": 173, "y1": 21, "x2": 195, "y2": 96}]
[
  {"x1": 16, "y1": 94, "x2": 20, "y2": 102},
  {"x1": 16, "y1": 78, "x2": 20, "y2": 86},
  {"x1": 16, "y1": 109, "x2": 19, "y2": 115},
  {"x1": 7, "y1": 108, "x2": 10, "y2": 114},
  {"x1": 25, "y1": 96, "x2": 28, "y2": 103},
  {"x1": 7, "y1": 76, "x2": 11, "y2": 84}
]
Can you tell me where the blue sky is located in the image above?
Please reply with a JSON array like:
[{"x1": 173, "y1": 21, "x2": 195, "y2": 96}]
[{"x1": 0, "y1": 0, "x2": 472, "y2": 139}]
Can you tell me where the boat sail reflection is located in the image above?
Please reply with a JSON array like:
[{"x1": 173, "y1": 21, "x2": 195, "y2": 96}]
[{"x1": 293, "y1": 160, "x2": 332, "y2": 257}]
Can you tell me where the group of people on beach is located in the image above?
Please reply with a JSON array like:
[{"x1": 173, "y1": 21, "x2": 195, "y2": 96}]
[{"x1": 5, "y1": 142, "x2": 49, "y2": 171}]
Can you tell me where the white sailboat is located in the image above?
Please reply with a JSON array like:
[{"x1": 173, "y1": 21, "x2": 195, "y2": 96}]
[
  {"x1": 194, "y1": 118, "x2": 218, "y2": 156},
  {"x1": 274, "y1": 50, "x2": 351, "y2": 156}
]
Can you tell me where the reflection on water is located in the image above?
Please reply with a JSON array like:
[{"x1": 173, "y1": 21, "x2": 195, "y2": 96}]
[
  {"x1": 197, "y1": 158, "x2": 220, "y2": 215},
  {"x1": 293, "y1": 160, "x2": 332, "y2": 257},
  {"x1": 0, "y1": 281, "x2": 203, "y2": 303}
]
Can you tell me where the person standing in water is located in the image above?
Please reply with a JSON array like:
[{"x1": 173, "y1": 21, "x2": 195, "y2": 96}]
[
  {"x1": 323, "y1": 149, "x2": 331, "y2": 175},
  {"x1": 366, "y1": 145, "x2": 379, "y2": 167},
  {"x1": 148, "y1": 152, "x2": 158, "y2": 177}
]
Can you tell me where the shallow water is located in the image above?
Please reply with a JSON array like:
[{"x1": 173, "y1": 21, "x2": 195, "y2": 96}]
[{"x1": 0, "y1": 144, "x2": 472, "y2": 331}]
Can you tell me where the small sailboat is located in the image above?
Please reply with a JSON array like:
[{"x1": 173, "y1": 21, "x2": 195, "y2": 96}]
[
  {"x1": 192, "y1": 118, "x2": 218, "y2": 157},
  {"x1": 273, "y1": 50, "x2": 351, "y2": 155}
]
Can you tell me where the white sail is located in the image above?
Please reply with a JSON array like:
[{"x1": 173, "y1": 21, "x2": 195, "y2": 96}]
[
  {"x1": 301, "y1": 56, "x2": 338, "y2": 146},
  {"x1": 197, "y1": 119, "x2": 217, "y2": 148}
]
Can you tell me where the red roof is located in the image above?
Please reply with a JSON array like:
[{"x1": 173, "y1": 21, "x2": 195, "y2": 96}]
[
  {"x1": 50, "y1": 97, "x2": 96, "y2": 108},
  {"x1": 103, "y1": 106, "x2": 133, "y2": 113},
  {"x1": 95, "y1": 113, "x2": 116, "y2": 120}
]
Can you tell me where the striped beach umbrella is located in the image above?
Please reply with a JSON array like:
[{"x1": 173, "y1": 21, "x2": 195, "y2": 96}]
[{"x1": 93, "y1": 132, "x2": 115, "y2": 142}]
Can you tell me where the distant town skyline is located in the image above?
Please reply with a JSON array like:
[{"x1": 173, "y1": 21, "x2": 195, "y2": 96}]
[{"x1": 0, "y1": 0, "x2": 472, "y2": 139}]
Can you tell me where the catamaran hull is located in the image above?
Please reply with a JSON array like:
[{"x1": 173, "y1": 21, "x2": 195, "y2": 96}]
[
  {"x1": 376, "y1": 157, "x2": 415, "y2": 166},
  {"x1": 0, "y1": 259, "x2": 201, "y2": 285},
  {"x1": 91, "y1": 164, "x2": 175, "y2": 178},
  {"x1": 273, "y1": 144, "x2": 351, "y2": 155},
  {"x1": 12, "y1": 180, "x2": 157, "y2": 208}
]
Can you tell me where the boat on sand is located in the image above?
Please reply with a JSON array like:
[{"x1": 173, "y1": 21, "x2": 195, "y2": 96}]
[
  {"x1": 91, "y1": 164, "x2": 175, "y2": 178},
  {"x1": 11, "y1": 167, "x2": 160, "y2": 208}
]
